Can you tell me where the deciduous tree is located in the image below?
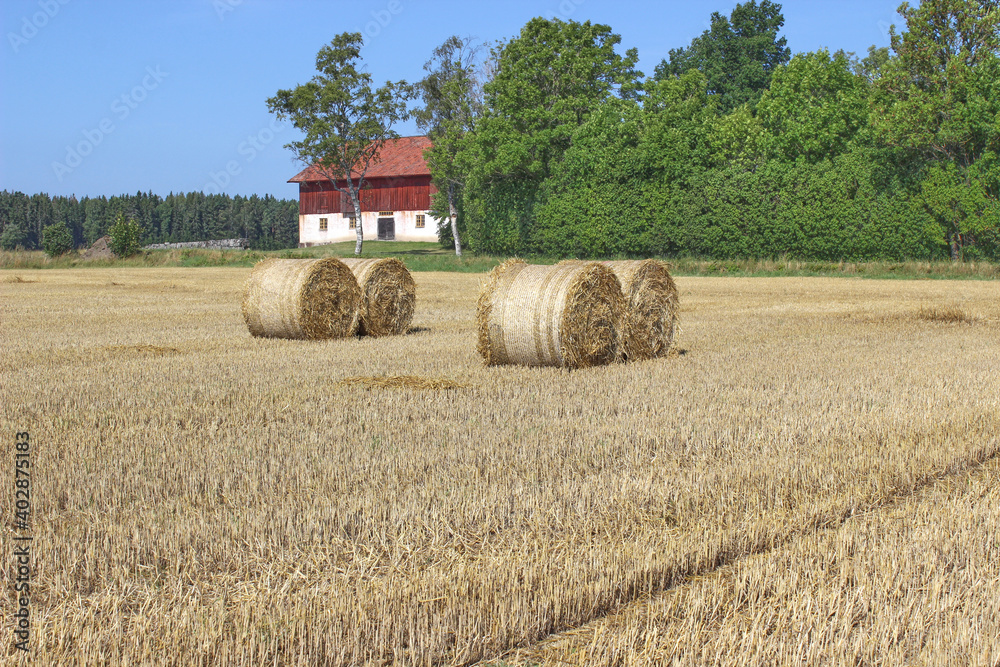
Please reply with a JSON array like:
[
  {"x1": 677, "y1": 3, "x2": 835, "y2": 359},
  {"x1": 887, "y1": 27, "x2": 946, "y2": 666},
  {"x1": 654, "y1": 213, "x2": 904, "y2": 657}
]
[
  {"x1": 412, "y1": 36, "x2": 488, "y2": 256},
  {"x1": 873, "y1": 0, "x2": 1000, "y2": 259},
  {"x1": 757, "y1": 50, "x2": 870, "y2": 163},
  {"x1": 41, "y1": 221, "x2": 73, "y2": 257},
  {"x1": 655, "y1": 0, "x2": 790, "y2": 113},
  {"x1": 108, "y1": 212, "x2": 143, "y2": 257},
  {"x1": 267, "y1": 33, "x2": 411, "y2": 255},
  {"x1": 461, "y1": 18, "x2": 641, "y2": 253}
]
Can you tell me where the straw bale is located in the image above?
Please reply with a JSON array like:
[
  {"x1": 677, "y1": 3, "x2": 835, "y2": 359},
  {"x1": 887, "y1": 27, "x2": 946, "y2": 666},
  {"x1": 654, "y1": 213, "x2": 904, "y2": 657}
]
[
  {"x1": 602, "y1": 260, "x2": 680, "y2": 360},
  {"x1": 241, "y1": 258, "x2": 360, "y2": 339},
  {"x1": 340, "y1": 258, "x2": 416, "y2": 337},
  {"x1": 477, "y1": 260, "x2": 625, "y2": 368}
]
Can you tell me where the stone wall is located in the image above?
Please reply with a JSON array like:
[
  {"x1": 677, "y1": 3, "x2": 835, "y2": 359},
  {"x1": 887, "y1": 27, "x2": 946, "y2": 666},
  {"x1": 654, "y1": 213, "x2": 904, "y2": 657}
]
[{"x1": 144, "y1": 238, "x2": 249, "y2": 250}]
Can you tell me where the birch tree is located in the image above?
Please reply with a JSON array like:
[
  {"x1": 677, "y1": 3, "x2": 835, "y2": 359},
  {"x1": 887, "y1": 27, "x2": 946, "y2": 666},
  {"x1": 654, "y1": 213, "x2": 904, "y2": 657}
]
[
  {"x1": 267, "y1": 32, "x2": 410, "y2": 255},
  {"x1": 412, "y1": 36, "x2": 488, "y2": 256}
]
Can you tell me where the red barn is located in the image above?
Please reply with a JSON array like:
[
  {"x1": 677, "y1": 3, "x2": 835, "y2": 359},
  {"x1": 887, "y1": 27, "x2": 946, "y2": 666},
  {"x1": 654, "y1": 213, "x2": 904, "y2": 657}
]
[{"x1": 288, "y1": 135, "x2": 438, "y2": 246}]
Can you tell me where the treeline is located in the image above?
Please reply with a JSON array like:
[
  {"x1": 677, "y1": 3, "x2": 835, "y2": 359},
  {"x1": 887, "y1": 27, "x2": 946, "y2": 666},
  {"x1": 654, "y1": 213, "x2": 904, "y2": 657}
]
[
  {"x1": 0, "y1": 190, "x2": 300, "y2": 251},
  {"x1": 420, "y1": 0, "x2": 999, "y2": 261}
]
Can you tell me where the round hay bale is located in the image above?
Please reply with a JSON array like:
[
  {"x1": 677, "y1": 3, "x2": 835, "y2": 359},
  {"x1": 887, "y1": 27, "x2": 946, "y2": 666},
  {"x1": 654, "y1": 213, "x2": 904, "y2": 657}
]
[
  {"x1": 477, "y1": 260, "x2": 625, "y2": 368},
  {"x1": 241, "y1": 258, "x2": 360, "y2": 339},
  {"x1": 602, "y1": 260, "x2": 680, "y2": 361},
  {"x1": 339, "y1": 258, "x2": 416, "y2": 337}
]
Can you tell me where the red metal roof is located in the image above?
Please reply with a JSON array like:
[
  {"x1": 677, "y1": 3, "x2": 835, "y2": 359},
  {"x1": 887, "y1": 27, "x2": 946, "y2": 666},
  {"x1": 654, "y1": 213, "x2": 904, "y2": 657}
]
[{"x1": 288, "y1": 135, "x2": 432, "y2": 183}]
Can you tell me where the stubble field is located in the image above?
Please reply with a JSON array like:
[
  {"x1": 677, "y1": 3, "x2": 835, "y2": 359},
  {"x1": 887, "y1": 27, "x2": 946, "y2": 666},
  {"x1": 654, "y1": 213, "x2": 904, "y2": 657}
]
[{"x1": 1, "y1": 267, "x2": 999, "y2": 665}]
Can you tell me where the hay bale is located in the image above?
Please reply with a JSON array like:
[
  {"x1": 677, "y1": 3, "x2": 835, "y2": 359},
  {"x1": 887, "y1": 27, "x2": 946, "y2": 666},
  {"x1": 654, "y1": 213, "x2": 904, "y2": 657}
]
[
  {"x1": 339, "y1": 258, "x2": 416, "y2": 337},
  {"x1": 241, "y1": 258, "x2": 360, "y2": 339},
  {"x1": 602, "y1": 260, "x2": 680, "y2": 361},
  {"x1": 477, "y1": 260, "x2": 625, "y2": 368}
]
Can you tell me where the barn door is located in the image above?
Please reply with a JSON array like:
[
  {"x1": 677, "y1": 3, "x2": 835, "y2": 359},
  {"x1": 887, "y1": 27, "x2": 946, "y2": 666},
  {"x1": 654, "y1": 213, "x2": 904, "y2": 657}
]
[{"x1": 377, "y1": 217, "x2": 395, "y2": 241}]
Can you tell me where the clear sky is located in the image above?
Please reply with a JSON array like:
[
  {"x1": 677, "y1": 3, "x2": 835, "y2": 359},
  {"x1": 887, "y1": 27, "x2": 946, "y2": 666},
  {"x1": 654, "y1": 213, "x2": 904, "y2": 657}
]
[{"x1": 1, "y1": 0, "x2": 905, "y2": 201}]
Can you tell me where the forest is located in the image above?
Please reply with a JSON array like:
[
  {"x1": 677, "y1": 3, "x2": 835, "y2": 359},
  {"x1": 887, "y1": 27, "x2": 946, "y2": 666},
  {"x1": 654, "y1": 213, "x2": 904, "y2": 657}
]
[{"x1": 0, "y1": 190, "x2": 300, "y2": 251}]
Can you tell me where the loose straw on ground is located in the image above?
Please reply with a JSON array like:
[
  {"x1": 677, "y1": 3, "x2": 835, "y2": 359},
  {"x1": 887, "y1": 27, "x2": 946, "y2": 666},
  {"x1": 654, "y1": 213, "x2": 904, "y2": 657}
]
[
  {"x1": 340, "y1": 258, "x2": 416, "y2": 337},
  {"x1": 477, "y1": 260, "x2": 625, "y2": 368},
  {"x1": 338, "y1": 375, "x2": 467, "y2": 390},
  {"x1": 241, "y1": 258, "x2": 360, "y2": 339}
]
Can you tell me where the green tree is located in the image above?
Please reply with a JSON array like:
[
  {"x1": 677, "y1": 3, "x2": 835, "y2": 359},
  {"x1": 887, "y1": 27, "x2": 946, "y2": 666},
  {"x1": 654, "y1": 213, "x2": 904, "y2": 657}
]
[
  {"x1": 838, "y1": 45, "x2": 892, "y2": 83},
  {"x1": 533, "y1": 71, "x2": 722, "y2": 257},
  {"x1": 83, "y1": 196, "x2": 107, "y2": 244},
  {"x1": 412, "y1": 35, "x2": 488, "y2": 256},
  {"x1": 0, "y1": 223, "x2": 28, "y2": 250},
  {"x1": 655, "y1": 0, "x2": 790, "y2": 113},
  {"x1": 757, "y1": 50, "x2": 870, "y2": 163},
  {"x1": 706, "y1": 105, "x2": 768, "y2": 169},
  {"x1": 41, "y1": 221, "x2": 73, "y2": 257},
  {"x1": 108, "y1": 212, "x2": 143, "y2": 257},
  {"x1": 461, "y1": 17, "x2": 641, "y2": 253},
  {"x1": 267, "y1": 32, "x2": 411, "y2": 255},
  {"x1": 918, "y1": 160, "x2": 999, "y2": 259},
  {"x1": 873, "y1": 0, "x2": 1000, "y2": 259},
  {"x1": 641, "y1": 70, "x2": 718, "y2": 181},
  {"x1": 533, "y1": 97, "x2": 649, "y2": 256}
]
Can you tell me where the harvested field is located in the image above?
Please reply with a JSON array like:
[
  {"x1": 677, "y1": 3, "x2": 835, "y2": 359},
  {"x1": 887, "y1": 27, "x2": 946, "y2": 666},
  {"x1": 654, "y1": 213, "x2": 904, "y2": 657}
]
[
  {"x1": 1, "y1": 268, "x2": 999, "y2": 665},
  {"x1": 338, "y1": 375, "x2": 468, "y2": 390},
  {"x1": 500, "y1": 455, "x2": 1000, "y2": 667}
]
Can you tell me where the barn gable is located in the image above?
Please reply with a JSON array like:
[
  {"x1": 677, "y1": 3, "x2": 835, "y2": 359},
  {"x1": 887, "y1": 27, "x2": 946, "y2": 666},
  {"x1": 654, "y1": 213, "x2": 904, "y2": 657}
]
[{"x1": 289, "y1": 136, "x2": 438, "y2": 246}]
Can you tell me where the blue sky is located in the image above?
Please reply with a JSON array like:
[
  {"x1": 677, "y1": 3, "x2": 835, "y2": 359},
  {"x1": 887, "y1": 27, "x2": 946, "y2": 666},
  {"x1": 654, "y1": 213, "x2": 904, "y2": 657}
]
[{"x1": 1, "y1": 0, "x2": 904, "y2": 201}]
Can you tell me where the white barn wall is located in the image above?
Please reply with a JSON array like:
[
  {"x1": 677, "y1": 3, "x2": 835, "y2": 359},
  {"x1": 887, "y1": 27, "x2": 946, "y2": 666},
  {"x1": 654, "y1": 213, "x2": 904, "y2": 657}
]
[{"x1": 298, "y1": 211, "x2": 439, "y2": 246}]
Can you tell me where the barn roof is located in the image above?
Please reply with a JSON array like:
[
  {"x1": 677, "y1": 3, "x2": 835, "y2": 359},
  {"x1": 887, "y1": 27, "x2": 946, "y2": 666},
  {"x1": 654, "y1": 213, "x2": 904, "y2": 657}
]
[{"x1": 287, "y1": 135, "x2": 432, "y2": 183}]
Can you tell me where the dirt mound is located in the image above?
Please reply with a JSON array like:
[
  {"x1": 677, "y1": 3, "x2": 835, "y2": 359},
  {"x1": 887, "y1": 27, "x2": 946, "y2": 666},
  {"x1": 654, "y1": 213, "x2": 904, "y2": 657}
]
[{"x1": 81, "y1": 236, "x2": 115, "y2": 260}]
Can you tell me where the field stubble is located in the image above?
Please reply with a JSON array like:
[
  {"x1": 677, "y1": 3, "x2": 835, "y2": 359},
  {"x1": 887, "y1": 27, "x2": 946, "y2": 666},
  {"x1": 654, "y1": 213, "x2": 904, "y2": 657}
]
[{"x1": 1, "y1": 268, "x2": 998, "y2": 665}]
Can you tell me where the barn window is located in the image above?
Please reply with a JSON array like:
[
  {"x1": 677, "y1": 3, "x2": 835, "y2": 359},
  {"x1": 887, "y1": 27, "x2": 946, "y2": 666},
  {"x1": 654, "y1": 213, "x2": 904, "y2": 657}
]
[
  {"x1": 415, "y1": 214, "x2": 426, "y2": 229},
  {"x1": 378, "y1": 211, "x2": 394, "y2": 216},
  {"x1": 348, "y1": 216, "x2": 357, "y2": 229},
  {"x1": 319, "y1": 217, "x2": 328, "y2": 232}
]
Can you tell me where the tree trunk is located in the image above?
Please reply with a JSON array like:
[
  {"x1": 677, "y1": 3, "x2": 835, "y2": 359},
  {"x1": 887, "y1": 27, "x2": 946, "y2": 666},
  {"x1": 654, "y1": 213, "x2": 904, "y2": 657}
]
[
  {"x1": 448, "y1": 183, "x2": 462, "y2": 257},
  {"x1": 350, "y1": 186, "x2": 363, "y2": 255},
  {"x1": 950, "y1": 228, "x2": 960, "y2": 262}
]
